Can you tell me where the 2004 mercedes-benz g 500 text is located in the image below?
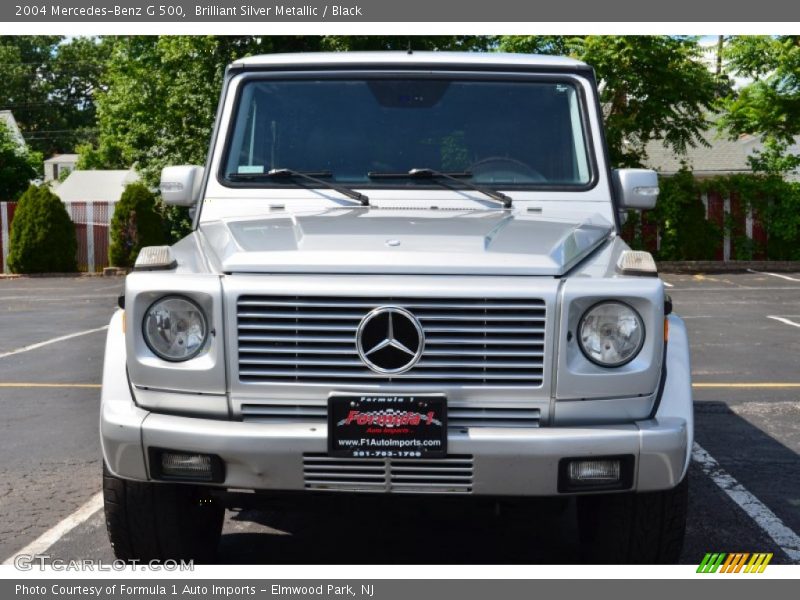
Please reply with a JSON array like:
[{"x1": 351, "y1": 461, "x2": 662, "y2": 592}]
[{"x1": 100, "y1": 52, "x2": 692, "y2": 564}]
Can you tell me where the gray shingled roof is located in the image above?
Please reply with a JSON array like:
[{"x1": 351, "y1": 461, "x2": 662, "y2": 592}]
[{"x1": 644, "y1": 130, "x2": 800, "y2": 179}]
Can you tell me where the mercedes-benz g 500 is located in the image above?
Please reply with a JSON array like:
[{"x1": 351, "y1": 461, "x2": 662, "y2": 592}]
[{"x1": 100, "y1": 52, "x2": 692, "y2": 564}]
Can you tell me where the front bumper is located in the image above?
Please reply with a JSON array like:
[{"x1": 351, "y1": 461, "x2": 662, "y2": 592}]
[
  {"x1": 101, "y1": 311, "x2": 692, "y2": 496},
  {"x1": 104, "y1": 407, "x2": 687, "y2": 496}
]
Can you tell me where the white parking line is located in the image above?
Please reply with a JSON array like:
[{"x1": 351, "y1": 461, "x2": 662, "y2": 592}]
[
  {"x1": 662, "y1": 281, "x2": 674, "y2": 288},
  {"x1": 0, "y1": 326, "x2": 108, "y2": 359},
  {"x1": 692, "y1": 443, "x2": 800, "y2": 562},
  {"x1": 2, "y1": 492, "x2": 103, "y2": 565},
  {"x1": 670, "y1": 286, "x2": 800, "y2": 292},
  {"x1": 747, "y1": 269, "x2": 800, "y2": 282},
  {"x1": 767, "y1": 316, "x2": 800, "y2": 329}
]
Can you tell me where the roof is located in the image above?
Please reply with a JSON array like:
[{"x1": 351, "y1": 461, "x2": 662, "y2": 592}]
[
  {"x1": 645, "y1": 131, "x2": 800, "y2": 179},
  {"x1": 44, "y1": 153, "x2": 79, "y2": 164},
  {"x1": 0, "y1": 110, "x2": 25, "y2": 149},
  {"x1": 53, "y1": 169, "x2": 140, "y2": 203},
  {"x1": 232, "y1": 51, "x2": 588, "y2": 70}
]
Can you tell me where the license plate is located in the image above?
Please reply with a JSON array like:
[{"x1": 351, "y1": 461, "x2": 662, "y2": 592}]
[{"x1": 328, "y1": 394, "x2": 447, "y2": 458}]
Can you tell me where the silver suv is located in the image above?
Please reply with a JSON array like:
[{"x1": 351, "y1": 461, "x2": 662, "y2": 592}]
[{"x1": 100, "y1": 51, "x2": 692, "y2": 564}]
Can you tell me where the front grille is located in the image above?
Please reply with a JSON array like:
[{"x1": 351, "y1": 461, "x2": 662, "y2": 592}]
[
  {"x1": 302, "y1": 453, "x2": 474, "y2": 494},
  {"x1": 241, "y1": 403, "x2": 541, "y2": 428},
  {"x1": 236, "y1": 296, "x2": 546, "y2": 387}
]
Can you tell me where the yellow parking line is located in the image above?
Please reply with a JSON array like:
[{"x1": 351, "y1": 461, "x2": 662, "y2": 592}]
[
  {"x1": 693, "y1": 383, "x2": 800, "y2": 389},
  {"x1": 0, "y1": 383, "x2": 101, "y2": 389}
]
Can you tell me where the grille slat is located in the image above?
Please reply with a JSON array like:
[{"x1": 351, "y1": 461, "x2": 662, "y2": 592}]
[
  {"x1": 239, "y1": 346, "x2": 544, "y2": 357},
  {"x1": 239, "y1": 310, "x2": 545, "y2": 322},
  {"x1": 240, "y1": 357, "x2": 543, "y2": 369},
  {"x1": 239, "y1": 322, "x2": 545, "y2": 334},
  {"x1": 240, "y1": 298, "x2": 543, "y2": 309},
  {"x1": 303, "y1": 453, "x2": 474, "y2": 494},
  {"x1": 240, "y1": 405, "x2": 327, "y2": 418},
  {"x1": 238, "y1": 369, "x2": 540, "y2": 381},
  {"x1": 237, "y1": 295, "x2": 546, "y2": 387}
]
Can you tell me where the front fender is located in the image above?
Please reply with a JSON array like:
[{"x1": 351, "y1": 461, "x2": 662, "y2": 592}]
[
  {"x1": 100, "y1": 309, "x2": 149, "y2": 480},
  {"x1": 654, "y1": 314, "x2": 694, "y2": 480}
]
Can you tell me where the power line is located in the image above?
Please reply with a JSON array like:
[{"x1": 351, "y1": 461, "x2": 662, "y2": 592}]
[
  {"x1": 0, "y1": 100, "x2": 94, "y2": 107},
  {"x1": 20, "y1": 128, "x2": 98, "y2": 134}
]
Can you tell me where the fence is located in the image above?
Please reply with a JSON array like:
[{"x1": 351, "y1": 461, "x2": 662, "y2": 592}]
[
  {"x1": 0, "y1": 200, "x2": 115, "y2": 273},
  {"x1": 623, "y1": 190, "x2": 770, "y2": 261}
]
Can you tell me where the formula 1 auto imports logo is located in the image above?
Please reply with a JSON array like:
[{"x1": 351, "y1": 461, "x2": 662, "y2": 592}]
[
  {"x1": 338, "y1": 408, "x2": 442, "y2": 428},
  {"x1": 696, "y1": 552, "x2": 773, "y2": 573}
]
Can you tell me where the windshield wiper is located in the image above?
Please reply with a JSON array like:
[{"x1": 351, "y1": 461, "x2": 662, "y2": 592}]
[
  {"x1": 368, "y1": 168, "x2": 512, "y2": 208},
  {"x1": 227, "y1": 168, "x2": 369, "y2": 206}
]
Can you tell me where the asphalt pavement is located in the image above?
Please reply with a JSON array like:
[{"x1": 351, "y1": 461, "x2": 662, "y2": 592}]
[{"x1": 0, "y1": 271, "x2": 799, "y2": 565}]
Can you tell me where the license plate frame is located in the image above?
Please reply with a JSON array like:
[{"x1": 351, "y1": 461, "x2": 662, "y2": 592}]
[{"x1": 327, "y1": 394, "x2": 447, "y2": 458}]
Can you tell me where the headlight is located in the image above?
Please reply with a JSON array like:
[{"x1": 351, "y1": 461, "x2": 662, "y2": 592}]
[
  {"x1": 577, "y1": 301, "x2": 644, "y2": 367},
  {"x1": 143, "y1": 296, "x2": 208, "y2": 361}
]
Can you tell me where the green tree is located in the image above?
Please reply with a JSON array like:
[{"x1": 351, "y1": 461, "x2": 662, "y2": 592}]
[
  {"x1": 86, "y1": 37, "x2": 329, "y2": 241},
  {"x1": 0, "y1": 36, "x2": 110, "y2": 155},
  {"x1": 0, "y1": 121, "x2": 41, "y2": 200},
  {"x1": 721, "y1": 36, "x2": 800, "y2": 171},
  {"x1": 320, "y1": 36, "x2": 491, "y2": 52},
  {"x1": 87, "y1": 36, "x2": 324, "y2": 181},
  {"x1": 109, "y1": 182, "x2": 166, "y2": 267},
  {"x1": 492, "y1": 35, "x2": 574, "y2": 56},
  {"x1": 497, "y1": 36, "x2": 718, "y2": 167},
  {"x1": 7, "y1": 185, "x2": 77, "y2": 273},
  {"x1": 722, "y1": 36, "x2": 800, "y2": 140}
]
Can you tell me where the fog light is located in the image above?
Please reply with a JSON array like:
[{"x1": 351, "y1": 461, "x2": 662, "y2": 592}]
[
  {"x1": 558, "y1": 455, "x2": 634, "y2": 493},
  {"x1": 149, "y1": 448, "x2": 224, "y2": 482},
  {"x1": 568, "y1": 459, "x2": 620, "y2": 483},
  {"x1": 162, "y1": 453, "x2": 212, "y2": 479}
]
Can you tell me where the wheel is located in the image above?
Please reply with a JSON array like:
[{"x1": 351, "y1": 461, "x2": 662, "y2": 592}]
[
  {"x1": 467, "y1": 156, "x2": 546, "y2": 182},
  {"x1": 577, "y1": 476, "x2": 688, "y2": 564},
  {"x1": 103, "y1": 463, "x2": 225, "y2": 563}
]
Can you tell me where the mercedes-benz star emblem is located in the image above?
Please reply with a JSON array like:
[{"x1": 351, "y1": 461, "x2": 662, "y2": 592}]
[{"x1": 356, "y1": 307, "x2": 424, "y2": 374}]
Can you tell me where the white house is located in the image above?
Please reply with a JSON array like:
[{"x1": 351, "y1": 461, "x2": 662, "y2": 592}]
[
  {"x1": 44, "y1": 154, "x2": 79, "y2": 183},
  {"x1": 52, "y1": 168, "x2": 140, "y2": 204}
]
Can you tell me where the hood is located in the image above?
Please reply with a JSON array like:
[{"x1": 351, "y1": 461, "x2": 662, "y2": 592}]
[{"x1": 199, "y1": 208, "x2": 613, "y2": 276}]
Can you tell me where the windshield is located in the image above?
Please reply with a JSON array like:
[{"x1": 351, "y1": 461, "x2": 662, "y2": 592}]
[{"x1": 222, "y1": 76, "x2": 593, "y2": 189}]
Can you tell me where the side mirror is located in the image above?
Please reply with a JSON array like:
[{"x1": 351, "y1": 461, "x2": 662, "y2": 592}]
[
  {"x1": 159, "y1": 166, "x2": 204, "y2": 207},
  {"x1": 612, "y1": 168, "x2": 659, "y2": 210}
]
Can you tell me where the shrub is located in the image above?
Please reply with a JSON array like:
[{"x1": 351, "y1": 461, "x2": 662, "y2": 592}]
[
  {"x1": 109, "y1": 182, "x2": 166, "y2": 267},
  {"x1": 653, "y1": 170, "x2": 720, "y2": 261},
  {"x1": 7, "y1": 185, "x2": 77, "y2": 274},
  {"x1": 0, "y1": 122, "x2": 42, "y2": 201}
]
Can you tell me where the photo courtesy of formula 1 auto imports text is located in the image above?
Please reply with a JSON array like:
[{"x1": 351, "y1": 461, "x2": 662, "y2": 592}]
[{"x1": 0, "y1": 0, "x2": 799, "y2": 596}]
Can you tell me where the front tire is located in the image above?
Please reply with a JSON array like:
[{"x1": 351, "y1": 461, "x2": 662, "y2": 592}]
[
  {"x1": 577, "y1": 476, "x2": 689, "y2": 564},
  {"x1": 103, "y1": 463, "x2": 224, "y2": 563}
]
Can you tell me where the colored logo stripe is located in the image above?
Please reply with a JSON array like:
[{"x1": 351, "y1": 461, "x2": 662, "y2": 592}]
[
  {"x1": 745, "y1": 553, "x2": 773, "y2": 573},
  {"x1": 697, "y1": 553, "x2": 726, "y2": 573},
  {"x1": 697, "y1": 552, "x2": 773, "y2": 573}
]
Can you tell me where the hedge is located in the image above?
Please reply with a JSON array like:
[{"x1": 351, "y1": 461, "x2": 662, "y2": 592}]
[
  {"x1": 7, "y1": 185, "x2": 77, "y2": 274},
  {"x1": 109, "y1": 182, "x2": 167, "y2": 268}
]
